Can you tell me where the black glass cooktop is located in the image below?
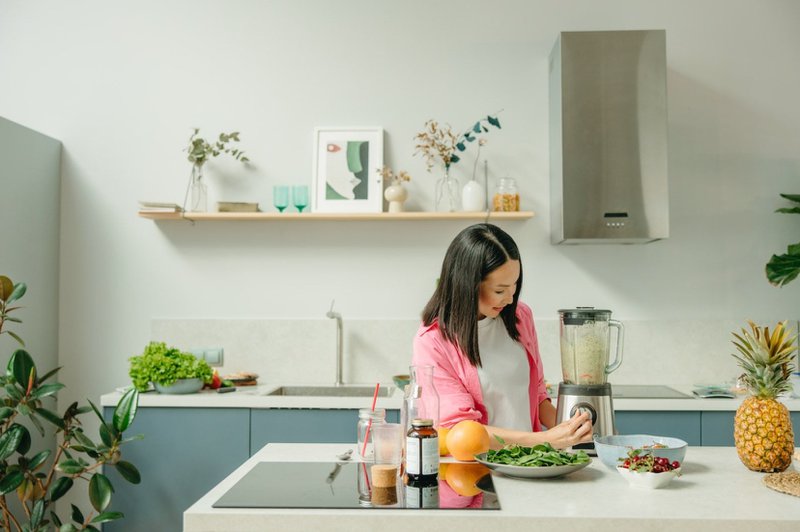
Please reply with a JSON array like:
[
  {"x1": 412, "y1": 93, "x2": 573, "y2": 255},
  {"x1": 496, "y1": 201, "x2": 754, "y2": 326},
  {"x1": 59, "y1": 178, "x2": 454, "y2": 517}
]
[{"x1": 213, "y1": 461, "x2": 500, "y2": 510}]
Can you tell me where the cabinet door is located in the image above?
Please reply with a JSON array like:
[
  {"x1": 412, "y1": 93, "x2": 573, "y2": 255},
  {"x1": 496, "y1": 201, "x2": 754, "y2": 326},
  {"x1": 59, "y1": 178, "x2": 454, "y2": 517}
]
[
  {"x1": 615, "y1": 411, "x2": 701, "y2": 445},
  {"x1": 102, "y1": 407, "x2": 249, "y2": 532},
  {"x1": 702, "y1": 411, "x2": 800, "y2": 446},
  {"x1": 249, "y1": 409, "x2": 400, "y2": 454}
]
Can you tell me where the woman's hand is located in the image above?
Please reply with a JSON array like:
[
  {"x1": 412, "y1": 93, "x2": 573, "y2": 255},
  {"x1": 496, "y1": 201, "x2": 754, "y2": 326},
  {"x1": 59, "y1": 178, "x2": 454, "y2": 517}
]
[{"x1": 540, "y1": 411, "x2": 593, "y2": 449}]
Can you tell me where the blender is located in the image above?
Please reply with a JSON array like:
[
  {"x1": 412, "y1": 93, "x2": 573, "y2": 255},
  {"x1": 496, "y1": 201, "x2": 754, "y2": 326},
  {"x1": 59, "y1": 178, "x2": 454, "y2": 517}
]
[{"x1": 555, "y1": 307, "x2": 624, "y2": 454}]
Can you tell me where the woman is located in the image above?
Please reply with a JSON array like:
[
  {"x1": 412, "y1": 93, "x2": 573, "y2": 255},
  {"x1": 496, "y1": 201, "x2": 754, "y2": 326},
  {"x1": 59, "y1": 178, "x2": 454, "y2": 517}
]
[{"x1": 412, "y1": 223, "x2": 592, "y2": 449}]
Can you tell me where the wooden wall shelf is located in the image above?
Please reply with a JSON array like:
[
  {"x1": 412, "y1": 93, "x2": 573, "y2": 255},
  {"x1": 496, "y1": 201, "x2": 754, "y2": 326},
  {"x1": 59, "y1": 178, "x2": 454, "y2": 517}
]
[{"x1": 137, "y1": 211, "x2": 535, "y2": 221}]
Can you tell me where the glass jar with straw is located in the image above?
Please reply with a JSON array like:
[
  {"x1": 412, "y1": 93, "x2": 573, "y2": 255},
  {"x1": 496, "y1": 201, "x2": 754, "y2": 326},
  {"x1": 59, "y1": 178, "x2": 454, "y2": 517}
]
[{"x1": 357, "y1": 383, "x2": 383, "y2": 459}]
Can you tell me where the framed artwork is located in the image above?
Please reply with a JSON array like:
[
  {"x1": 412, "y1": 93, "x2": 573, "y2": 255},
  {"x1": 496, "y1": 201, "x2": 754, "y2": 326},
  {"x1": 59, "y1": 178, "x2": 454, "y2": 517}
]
[{"x1": 312, "y1": 127, "x2": 384, "y2": 213}]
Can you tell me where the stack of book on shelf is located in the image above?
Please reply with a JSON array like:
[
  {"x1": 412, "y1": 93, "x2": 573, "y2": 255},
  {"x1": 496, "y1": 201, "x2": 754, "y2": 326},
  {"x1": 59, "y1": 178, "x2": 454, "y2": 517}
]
[
  {"x1": 139, "y1": 201, "x2": 183, "y2": 213},
  {"x1": 217, "y1": 202, "x2": 260, "y2": 212}
]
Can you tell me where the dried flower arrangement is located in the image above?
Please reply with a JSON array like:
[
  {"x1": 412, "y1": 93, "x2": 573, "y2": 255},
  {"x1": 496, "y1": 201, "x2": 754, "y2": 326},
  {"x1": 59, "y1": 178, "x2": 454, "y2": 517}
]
[
  {"x1": 378, "y1": 166, "x2": 411, "y2": 186},
  {"x1": 413, "y1": 115, "x2": 501, "y2": 171}
]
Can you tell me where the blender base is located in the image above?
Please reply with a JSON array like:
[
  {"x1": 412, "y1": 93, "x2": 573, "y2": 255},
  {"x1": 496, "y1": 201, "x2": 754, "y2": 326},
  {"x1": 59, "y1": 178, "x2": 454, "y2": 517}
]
[{"x1": 555, "y1": 382, "x2": 616, "y2": 455}]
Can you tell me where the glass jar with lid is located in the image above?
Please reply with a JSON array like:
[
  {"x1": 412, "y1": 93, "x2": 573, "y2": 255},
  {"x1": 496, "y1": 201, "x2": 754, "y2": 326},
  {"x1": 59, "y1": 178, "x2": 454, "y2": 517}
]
[
  {"x1": 357, "y1": 407, "x2": 386, "y2": 459},
  {"x1": 492, "y1": 177, "x2": 519, "y2": 212}
]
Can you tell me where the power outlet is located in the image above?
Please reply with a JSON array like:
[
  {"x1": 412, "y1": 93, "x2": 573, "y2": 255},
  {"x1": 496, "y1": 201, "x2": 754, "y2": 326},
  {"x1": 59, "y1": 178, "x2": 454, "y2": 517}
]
[{"x1": 190, "y1": 347, "x2": 224, "y2": 367}]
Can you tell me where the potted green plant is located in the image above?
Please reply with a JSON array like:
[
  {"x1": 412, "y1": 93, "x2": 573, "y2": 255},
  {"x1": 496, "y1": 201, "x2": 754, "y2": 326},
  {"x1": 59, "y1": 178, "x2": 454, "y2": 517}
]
[
  {"x1": 766, "y1": 193, "x2": 800, "y2": 286},
  {"x1": 0, "y1": 275, "x2": 142, "y2": 531},
  {"x1": 128, "y1": 342, "x2": 213, "y2": 394},
  {"x1": 184, "y1": 128, "x2": 250, "y2": 213}
]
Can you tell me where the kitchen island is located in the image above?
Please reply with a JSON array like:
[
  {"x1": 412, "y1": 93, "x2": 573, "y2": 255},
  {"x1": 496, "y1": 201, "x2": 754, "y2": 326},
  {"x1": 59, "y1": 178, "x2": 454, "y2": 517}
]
[{"x1": 184, "y1": 442, "x2": 800, "y2": 532}]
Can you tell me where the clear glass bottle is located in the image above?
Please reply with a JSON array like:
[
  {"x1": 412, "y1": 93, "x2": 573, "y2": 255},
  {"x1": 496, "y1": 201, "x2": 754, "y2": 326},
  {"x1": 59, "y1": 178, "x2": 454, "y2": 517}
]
[
  {"x1": 492, "y1": 177, "x2": 519, "y2": 212},
  {"x1": 189, "y1": 164, "x2": 208, "y2": 212},
  {"x1": 357, "y1": 407, "x2": 386, "y2": 459},
  {"x1": 400, "y1": 366, "x2": 440, "y2": 440},
  {"x1": 435, "y1": 167, "x2": 461, "y2": 212},
  {"x1": 400, "y1": 366, "x2": 439, "y2": 475}
]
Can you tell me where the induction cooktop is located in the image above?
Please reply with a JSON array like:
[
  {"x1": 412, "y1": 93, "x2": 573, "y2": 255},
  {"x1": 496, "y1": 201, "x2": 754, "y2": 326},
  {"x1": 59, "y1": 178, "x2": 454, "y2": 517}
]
[{"x1": 213, "y1": 461, "x2": 500, "y2": 510}]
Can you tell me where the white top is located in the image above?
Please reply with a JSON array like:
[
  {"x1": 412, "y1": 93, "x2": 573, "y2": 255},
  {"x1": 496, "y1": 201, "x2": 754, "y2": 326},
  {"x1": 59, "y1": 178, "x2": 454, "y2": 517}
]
[
  {"x1": 184, "y1": 443, "x2": 800, "y2": 532},
  {"x1": 476, "y1": 317, "x2": 531, "y2": 430}
]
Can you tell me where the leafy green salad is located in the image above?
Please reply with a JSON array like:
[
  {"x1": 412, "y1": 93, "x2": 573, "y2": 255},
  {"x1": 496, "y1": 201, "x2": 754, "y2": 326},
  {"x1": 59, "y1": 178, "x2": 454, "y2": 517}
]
[
  {"x1": 484, "y1": 439, "x2": 590, "y2": 467},
  {"x1": 129, "y1": 341, "x2": 213, "y2": 391}
]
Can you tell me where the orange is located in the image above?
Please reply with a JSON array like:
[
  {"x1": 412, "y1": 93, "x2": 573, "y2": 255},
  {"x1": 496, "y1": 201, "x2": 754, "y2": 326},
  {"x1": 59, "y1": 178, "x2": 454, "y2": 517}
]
[
  {"x1": 444, "y1": 463, "x2": 490, "y2": 497},
  {"x1": 445, "y1": 420, "x2": 490, "y2": 461},
  {"x1": 438, "y1": 426, "x2": 451, "y2": 456}
]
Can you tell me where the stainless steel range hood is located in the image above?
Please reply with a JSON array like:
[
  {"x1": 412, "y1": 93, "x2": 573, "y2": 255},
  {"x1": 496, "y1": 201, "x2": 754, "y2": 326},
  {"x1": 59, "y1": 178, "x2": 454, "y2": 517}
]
[{"x1": 549, "y1": 30, "x2": 669, "y2": 244}]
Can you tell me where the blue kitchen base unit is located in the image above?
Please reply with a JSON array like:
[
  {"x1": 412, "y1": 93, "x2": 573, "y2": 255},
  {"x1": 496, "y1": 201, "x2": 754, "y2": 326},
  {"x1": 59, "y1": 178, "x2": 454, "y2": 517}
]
[
  {"x1": 102, "y1": 407, "x2": 250, "y2": 532},
  {"x1": 702, "y1": 410, "x2": 800, "y2": 446},
  {"x1": 250, "y1": 408, "x2": 400, "y2": 450},
  {"x1": 615, "y1": 411, "x2": 702, "y2": 445}
]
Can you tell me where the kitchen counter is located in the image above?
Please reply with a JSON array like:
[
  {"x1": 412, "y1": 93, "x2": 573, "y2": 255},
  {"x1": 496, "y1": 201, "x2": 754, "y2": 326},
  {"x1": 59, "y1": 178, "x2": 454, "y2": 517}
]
[
  {"x1": 100, "y1": 384, "x2": 800, "y2": 412},
  {"x1": 184, "y1": 442, "x2": 800, "y2": 532}
]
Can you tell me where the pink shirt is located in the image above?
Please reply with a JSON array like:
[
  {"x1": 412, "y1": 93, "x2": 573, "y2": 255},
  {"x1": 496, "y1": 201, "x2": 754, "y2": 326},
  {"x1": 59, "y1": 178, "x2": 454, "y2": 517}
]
[{"x1": 411, "y1": 301, "x2": 548, "y2": 431}]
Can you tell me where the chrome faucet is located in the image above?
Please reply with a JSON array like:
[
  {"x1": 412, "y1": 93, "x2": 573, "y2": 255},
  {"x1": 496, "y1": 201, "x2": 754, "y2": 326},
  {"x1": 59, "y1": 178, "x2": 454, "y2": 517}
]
[{"x1": 326, "y1": 300, "x2": 344, "y2": 386}]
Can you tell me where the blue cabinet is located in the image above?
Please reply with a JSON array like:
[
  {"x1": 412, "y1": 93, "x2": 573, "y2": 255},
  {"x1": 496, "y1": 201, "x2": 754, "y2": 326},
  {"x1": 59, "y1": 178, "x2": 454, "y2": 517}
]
[
  {"x1": 250, "y1": 409, "x2": 399, "y2": 451},
  {"x1": 615, "y1": 411, "x2": 702, "y2": 445},
  {"x1": 102, "y1": 407, "x2": 250, "y2": 532},
  {"x1": 702, "y1": 411, "x2": 800, "y2": 446}
]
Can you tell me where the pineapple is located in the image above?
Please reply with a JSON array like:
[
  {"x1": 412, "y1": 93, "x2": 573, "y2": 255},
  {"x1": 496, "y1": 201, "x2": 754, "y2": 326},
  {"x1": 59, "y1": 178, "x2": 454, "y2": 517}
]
[{"x1": 731, "y1": 320, "x2": 797, "y2": 472}]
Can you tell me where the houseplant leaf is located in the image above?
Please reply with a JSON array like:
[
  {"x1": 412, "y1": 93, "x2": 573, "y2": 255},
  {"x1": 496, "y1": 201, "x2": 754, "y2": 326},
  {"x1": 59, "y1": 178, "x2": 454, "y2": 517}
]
[
  {"x1": 7, "y1": 349, "x2": 36, "y2": 386},
  {"x1": 89, "y1": 473, "x2": 113, "y2": 512},
  {"x1": 0, "y1": 423, "x2": 26, "y2": 460},
  {"x1": 766, "y1": 244, "x2": 800, "y2": 286},
  {"x1": 0, "y1": 470, "x2": 24, "y2": 495},
  {"x1": 90, "y1": 511, "x2": 123, "y2": 524},
  {"x1": 114, "y1": 461, "x2": 141, "y2": 484},
  {"x1": 48, "y1": 476, "x2": 74, "y2": 502},
  {"x1": 31, "y1": 382, "x2": 65, "y2": 399},
  {"x1": 112, "y1": 388, "x2": 139, "y2": 433}
]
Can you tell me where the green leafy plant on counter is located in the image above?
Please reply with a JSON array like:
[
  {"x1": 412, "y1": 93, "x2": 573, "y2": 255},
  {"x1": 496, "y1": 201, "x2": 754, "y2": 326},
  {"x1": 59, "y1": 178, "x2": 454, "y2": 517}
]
[
  {"x1": 128, "y1": 342, "x2": 213, "y2": 392},
  {"x1": 0, "y1": 275, "x2": 142, "y2": 531},
  {"x1": 766, "y1": 193, "x2": 800, "y2": 287}
]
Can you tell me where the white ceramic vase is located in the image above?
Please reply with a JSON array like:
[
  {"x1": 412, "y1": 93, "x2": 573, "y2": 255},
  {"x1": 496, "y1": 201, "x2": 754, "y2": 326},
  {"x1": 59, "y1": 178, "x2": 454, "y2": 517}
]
[
  {"x1": 461, "y1": 179, "x2": 486, "y2": 211},
  {"x1": 384, "y1": 181, "x2": 408, "y2": 213}
]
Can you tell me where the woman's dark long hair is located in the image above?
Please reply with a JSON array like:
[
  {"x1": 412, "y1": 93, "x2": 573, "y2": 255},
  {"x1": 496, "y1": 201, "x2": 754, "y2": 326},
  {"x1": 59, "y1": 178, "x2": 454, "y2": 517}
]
[{"x1": 422, "y1": 223, "x2": 523, "y2": 367}]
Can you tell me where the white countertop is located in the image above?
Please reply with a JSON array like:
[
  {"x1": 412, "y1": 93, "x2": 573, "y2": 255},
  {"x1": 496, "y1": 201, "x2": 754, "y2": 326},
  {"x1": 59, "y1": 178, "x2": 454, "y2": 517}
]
[
  {"x1": 100, "y1": 384, "x2": 800, "y2": 412},
  {"x1": 184, "y1": 442, "x2": 800, "y2": 532}
]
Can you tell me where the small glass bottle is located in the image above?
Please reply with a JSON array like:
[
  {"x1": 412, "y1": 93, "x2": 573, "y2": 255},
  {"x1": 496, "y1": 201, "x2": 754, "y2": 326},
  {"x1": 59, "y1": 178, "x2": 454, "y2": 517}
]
[
  {"x1": 405, "y1": 418, "x2": 439, "y2": 481},
  {"x1": 492, "y1": 177, "x2": 519, "y2": 212},
  {"x1": 357, "y1": 407, "x2": 386, "y2": 459}
]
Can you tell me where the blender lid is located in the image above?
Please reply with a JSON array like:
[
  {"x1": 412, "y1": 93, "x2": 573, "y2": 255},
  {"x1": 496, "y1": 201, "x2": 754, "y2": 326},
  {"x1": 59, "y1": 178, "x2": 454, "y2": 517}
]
[{"x1": 558, "y1": 307, "x2": 612, "y2": 325}]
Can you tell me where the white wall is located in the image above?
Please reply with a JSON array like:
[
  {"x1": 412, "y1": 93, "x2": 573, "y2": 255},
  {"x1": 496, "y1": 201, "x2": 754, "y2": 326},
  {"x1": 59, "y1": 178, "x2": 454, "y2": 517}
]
[{"x1": 0, "y1": 0, "x2": 798, "y2": 414}]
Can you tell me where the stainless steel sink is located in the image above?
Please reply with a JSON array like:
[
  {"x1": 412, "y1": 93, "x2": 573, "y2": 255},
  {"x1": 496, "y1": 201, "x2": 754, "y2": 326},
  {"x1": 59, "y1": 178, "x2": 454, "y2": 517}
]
[{"x1": 265, "y1": 386, "x2": 392, "y2": 397}]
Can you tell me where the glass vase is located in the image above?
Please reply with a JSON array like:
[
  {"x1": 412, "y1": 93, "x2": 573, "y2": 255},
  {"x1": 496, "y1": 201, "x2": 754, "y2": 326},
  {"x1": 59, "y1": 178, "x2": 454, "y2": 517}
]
[
  {"x1": 434, "y1": 168, "x2": 460, "y2": 212},
  {"x1": 189, "y1": 164, "x2": 207, "y2": 212}
]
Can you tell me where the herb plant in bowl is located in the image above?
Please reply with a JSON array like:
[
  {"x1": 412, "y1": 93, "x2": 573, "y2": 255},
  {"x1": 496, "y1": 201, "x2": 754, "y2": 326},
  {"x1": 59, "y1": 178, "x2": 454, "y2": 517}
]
[{"x1": 129, "y1": 342, "x2": 213, "y2": 394}]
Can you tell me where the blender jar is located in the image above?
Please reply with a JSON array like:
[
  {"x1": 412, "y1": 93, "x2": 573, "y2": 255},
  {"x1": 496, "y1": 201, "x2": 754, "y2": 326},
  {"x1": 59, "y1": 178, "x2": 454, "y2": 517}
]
[{"x1": 558, "y1": 308, "x2": 624, "y2": 385}]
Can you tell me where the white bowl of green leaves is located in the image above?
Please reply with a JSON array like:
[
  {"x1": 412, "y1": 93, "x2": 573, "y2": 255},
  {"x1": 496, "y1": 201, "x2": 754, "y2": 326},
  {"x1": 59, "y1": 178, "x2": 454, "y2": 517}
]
[{"x1": 475, "y1": 440, "x2": 591, "y2": 479}]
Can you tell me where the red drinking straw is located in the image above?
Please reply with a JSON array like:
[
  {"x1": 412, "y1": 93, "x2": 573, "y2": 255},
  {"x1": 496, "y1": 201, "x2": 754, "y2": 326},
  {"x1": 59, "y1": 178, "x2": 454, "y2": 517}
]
[{"x1": 361, "y1": 382, "x2": 381, "y2": 457}]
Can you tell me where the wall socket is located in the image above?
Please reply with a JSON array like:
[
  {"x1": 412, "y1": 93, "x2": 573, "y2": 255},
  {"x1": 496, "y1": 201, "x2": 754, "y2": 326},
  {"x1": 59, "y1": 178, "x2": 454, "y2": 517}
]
[{"x1": 190, "y1": 347, "x2": 224, "y2": 367}]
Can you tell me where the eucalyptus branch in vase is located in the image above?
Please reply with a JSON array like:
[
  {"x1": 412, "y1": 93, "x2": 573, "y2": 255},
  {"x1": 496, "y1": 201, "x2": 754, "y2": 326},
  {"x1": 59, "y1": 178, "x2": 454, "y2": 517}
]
[{"x1": 183, "y1": 128, "x2": 250, "y2": 213}]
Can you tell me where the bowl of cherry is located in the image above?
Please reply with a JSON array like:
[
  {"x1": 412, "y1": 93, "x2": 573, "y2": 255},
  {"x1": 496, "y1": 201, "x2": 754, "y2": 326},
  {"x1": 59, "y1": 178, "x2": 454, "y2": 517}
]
[{"x1": 616, "y1": 449, "x2": 682, "y2": 489}]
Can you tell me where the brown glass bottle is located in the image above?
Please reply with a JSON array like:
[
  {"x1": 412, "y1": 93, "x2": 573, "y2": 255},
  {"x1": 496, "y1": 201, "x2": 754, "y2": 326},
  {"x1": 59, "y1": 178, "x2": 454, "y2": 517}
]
[{"x1": 405, "y1": 418, "x2": 439, "y2": 481}]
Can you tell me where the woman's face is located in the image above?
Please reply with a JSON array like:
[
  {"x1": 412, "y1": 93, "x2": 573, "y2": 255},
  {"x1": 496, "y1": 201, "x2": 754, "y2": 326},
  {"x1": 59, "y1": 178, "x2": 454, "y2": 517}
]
[{"x1": 478, "y1": 259, "x2": 520, "y2": 319}]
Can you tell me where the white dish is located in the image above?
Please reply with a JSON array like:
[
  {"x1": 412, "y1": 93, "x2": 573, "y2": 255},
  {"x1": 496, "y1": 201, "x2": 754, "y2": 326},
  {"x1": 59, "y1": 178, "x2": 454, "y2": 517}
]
[
  {"x1": 474, "y1": 453, "x2": 591, "y2": 479},
  {"x1": 617, "y1": 466, "x2": 681, "y2": 489}
]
